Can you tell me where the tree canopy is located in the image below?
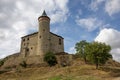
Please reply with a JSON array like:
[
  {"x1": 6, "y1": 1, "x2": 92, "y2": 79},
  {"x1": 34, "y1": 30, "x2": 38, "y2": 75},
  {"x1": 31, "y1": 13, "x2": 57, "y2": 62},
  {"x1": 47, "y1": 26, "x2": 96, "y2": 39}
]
[
  {"x1": 75, "y1": 40, "x2": 88, "y2": 63},
  {"x1": 75, "y1": 40, "x2": 112, "y2": 69}
]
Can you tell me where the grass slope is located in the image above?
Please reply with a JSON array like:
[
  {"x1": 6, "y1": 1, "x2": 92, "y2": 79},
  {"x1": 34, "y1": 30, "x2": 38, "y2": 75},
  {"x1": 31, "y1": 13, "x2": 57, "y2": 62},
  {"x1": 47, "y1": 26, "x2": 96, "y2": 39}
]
[{"x1": 0, "y1": 59, "x2": 120, "y2": 80}]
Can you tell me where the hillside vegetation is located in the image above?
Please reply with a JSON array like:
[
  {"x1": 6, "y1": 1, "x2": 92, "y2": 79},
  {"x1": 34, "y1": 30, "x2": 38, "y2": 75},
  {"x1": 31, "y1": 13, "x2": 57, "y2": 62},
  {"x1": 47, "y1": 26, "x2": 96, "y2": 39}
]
[{"x1": 0, "y1": 58, "x2": 120, "y2": 80}]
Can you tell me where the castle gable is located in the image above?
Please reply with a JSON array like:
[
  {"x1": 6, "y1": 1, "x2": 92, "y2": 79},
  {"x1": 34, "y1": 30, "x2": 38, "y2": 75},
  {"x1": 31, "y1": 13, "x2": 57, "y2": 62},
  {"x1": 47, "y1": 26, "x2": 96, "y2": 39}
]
[
  {"x1": 50, "y1": 32, "x2": 64, "y2": 39},
  {"x1": 22, "y1": 32, "x2": 38, "y2": 38}
]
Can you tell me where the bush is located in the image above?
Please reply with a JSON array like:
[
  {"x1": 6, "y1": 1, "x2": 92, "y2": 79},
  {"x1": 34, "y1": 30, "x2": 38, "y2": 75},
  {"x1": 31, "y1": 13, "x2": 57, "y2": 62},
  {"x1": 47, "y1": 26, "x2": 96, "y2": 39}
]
[
  {"x1": 19, "y1": 61, "x2": 27, "y2": 68},
  {"x1": 44, "y1": 52, "x2": 57, "y2": 67},
  {"x1": 0, "y1": 59, "x2": 4, "y2": 67}
]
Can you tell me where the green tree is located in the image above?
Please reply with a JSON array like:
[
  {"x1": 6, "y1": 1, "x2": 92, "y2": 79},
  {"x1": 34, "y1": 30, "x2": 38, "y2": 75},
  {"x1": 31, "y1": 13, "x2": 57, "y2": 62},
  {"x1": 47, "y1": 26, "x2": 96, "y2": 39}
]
[
  {"x1": 86, "y1": 42, "x2": 112, "y2": 69},
  {"x1": 75, "y1": 40, "x2": 89, "y2": 63},
  {"x1": 44, "y1": 52, "x2": 57, "y2": 67}
]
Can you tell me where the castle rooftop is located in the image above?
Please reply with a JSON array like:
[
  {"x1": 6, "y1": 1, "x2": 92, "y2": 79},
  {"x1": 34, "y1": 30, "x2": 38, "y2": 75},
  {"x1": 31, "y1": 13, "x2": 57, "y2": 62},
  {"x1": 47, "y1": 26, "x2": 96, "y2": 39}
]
[
  {"x1": 42, "y1": 10, "x2": 47, "y2": 16},
  {"x1": 38, "y1": 10, "x2": 50, "y2": 20},
  {"x1": 21, "y1": 32, "x2": 63, "y2": 39}
]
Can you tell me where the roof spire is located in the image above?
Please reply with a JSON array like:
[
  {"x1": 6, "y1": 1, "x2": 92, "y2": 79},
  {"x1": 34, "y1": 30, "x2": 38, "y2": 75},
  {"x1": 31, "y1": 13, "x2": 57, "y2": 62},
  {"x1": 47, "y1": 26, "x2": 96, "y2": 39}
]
[
  {"x1": 42, "y1": 10, "x2": 47, "y2": 16},
  {"x1": 38, "y1": 10, "x2": 50, "y2": 20}
]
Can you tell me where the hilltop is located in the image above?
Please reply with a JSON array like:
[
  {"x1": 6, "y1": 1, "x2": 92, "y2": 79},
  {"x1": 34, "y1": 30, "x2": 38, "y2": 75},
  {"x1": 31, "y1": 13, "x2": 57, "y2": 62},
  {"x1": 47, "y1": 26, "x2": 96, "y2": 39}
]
[{"x1": 0, "y1": 57, "x2": 120, "y2": 80}]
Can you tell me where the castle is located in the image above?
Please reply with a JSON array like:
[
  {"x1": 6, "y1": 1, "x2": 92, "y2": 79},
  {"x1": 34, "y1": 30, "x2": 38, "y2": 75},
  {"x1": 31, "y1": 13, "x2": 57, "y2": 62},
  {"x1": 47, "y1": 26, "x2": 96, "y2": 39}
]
[
  {"x1": 1, "y1": 11, "x2": 72, "y2": 69},
  {"x1": 20, "y1": 11, "x2": 64, "y2": 58}
]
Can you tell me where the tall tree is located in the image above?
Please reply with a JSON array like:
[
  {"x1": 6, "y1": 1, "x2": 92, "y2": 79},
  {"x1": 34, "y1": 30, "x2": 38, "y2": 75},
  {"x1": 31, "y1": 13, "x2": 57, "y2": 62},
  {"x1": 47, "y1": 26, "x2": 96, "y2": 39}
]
[
  {"x1": 86, "y1": 42, "x2": 112, "y2": 69},
  {"x1": 75, "y1": 40, "x2": 88, "y2": 63}
]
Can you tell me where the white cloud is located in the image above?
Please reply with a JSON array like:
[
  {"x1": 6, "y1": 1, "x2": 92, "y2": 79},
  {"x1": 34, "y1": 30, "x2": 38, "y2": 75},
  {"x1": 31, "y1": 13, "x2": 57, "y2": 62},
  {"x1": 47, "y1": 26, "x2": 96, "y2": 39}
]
[
  {"x1": 0, "y1": 0, "x2": 69, "y2": 58},
  {"x1": 90, "y1": 0, "x2": 105, "y2": 11},
  {"x1": 90, "y1": 0, "x2": 120, "y2": 16},
  {"x1": 76, "y1": 17, "x2": 102, "y2": 31},
  {"x1": 38, "y1": 0, "x2": 69, "y2": 23},
  {"x1": 111, "y1": 48, "x2": 120, "y2": 62},
  {"x1": 64, "y1": 37, "x2": 77, "y2": 54},
  {"x1": 95, "y1": 28, "x2": 120, "y2": 62},
  {"x1": 105, "y1": 0, "x2": 120, "y2": 16},
  {"x1": 68, "y1": 46, "x2": 76, "y2": 54}
]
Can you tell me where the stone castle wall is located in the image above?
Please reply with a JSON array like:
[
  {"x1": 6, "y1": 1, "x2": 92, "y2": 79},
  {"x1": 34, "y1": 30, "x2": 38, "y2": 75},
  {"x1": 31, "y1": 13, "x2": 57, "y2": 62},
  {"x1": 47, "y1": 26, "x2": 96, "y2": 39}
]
[
  {"x1": 50, "y1": 33, "x2": 64, "y2": 53},
  {"x1": 20, "y1": 32, "x2": 64, "y2": 57},
  {"x1": 20, "y1": 32, "x2": 38, "y2": 57}
]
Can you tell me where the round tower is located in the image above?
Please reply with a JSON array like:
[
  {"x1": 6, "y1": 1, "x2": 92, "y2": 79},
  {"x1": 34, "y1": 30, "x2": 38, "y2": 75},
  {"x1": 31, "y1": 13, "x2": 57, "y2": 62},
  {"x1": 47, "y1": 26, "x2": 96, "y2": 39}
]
[{"x1": 37, "y1": 10, "x2": 50, "y2": 57}]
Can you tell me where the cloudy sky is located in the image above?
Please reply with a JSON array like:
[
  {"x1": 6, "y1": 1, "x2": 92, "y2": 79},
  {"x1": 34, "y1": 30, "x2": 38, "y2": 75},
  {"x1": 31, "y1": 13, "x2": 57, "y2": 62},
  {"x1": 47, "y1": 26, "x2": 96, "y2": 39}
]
[{"x1": 0, "y1": 0, "x2": 120, "y2": 62}]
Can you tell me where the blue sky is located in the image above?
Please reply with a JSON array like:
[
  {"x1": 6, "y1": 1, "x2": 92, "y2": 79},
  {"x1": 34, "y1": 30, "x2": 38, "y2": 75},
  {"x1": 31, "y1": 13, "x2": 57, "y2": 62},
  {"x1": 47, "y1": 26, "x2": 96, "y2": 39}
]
[{"x1": 0, "y1": 0, "x2": 120, "y2": 62}]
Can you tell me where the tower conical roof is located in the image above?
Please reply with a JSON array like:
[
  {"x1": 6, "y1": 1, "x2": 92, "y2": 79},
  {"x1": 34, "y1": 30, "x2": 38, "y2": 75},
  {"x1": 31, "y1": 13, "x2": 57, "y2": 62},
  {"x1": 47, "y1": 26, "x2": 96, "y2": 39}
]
[
  {"x1": 42, "y1": 10, "x2": 47, "y2": 16},
  {"x1": 38, "y1": 10, "x2": 50, "y2": 20}
]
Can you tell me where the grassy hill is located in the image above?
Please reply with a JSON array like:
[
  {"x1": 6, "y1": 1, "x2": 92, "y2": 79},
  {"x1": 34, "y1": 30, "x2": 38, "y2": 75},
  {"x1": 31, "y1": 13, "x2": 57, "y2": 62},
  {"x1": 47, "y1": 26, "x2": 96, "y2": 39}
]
[{"x1": 0, "y1": 58, "x2": 120, "y2": 80}]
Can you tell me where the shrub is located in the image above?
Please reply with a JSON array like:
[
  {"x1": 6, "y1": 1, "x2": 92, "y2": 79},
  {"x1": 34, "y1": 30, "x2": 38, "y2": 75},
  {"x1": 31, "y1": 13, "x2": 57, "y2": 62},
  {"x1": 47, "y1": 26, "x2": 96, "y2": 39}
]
[
  {"x1": 44, "y1": 52, "x2": 57, "y2": 67},
  {"x1": 19, "y1": 61, "x2": 27, "y2": 68},
  {"x1": 0, "y1": 59, "x2": 4, "y2": 67}
]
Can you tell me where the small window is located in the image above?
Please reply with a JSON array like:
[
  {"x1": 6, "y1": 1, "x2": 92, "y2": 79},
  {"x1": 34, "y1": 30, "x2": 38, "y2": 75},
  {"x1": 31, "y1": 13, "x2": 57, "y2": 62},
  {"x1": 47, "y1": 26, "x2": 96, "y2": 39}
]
[
  {"x1": 24, "y1": 43, "x2": 25, "y2": 46},
  {"x1": 26, "y1": 48, "x2": 29, "y2": 51},
  {"x1": 43, "y1": 29, "x2": 45, "y2": 32},
  {"x1": 39, "y1": 36, "x2": 41, "y2": 38},
  {"x1": 59, "y1": 38, "x2": 62, "y2": 45},
  {"x1": 31, "y1": 47, "x2": 33, "y2": 49},
  {"x1": 27, "y1": 37, "x2": 29, "y2": 40},
  {"x1": 23, "y1": 39, "x2": 25, "y2": 41}
]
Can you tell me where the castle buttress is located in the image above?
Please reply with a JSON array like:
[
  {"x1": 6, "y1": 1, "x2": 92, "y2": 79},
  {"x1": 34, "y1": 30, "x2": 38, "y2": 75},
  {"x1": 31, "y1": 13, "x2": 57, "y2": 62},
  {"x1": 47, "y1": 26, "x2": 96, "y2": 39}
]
[{"x1": 20, "y1": 11, "x2": 64, "y2": 58}]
